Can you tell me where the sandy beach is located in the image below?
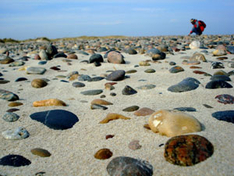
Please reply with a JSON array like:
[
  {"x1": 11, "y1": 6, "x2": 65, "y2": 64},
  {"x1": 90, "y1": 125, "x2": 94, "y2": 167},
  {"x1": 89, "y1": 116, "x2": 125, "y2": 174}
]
[{"x1": 0, "y1": 35, "x2": 234, "y2": 176}]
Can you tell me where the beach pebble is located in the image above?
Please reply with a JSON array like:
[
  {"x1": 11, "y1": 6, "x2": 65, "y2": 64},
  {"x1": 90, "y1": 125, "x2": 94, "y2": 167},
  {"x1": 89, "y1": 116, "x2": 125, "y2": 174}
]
[
  {"x1": 2, "y1": 127, "x2": 29, "y2": 140},
  {"x1": 38, "y1": 61, "x2": 47, "y2": 65},
  {"x1": 94, "y1": 148, "x2": 113, "y2": 160},
  {"x1": 2, "y1": 112, "x2": 20, "y2": 122},
  {"x1": 127, "y1": 48, "x2": 137, "y2": 55},
  {"x1": 210, "y1": 75, "x2": 231, "y2": 82},
  {"x1": 173, "y1": 107, "x2": 196, "y2": 112},
  {"x1": 144, "y1": 68, "x2": 156, "y2": 73},
  {"x1": 15, "y1": 77, "x2": 28, "y2": 82},
  {"x1": 99, "y1": 113, "x2": 130, "y2": 124},
  {"x1": 0, "y1": 80, "x2": 10, "y2": 84},
  {"x1": 91, "y1": 104, "x2": 108, "y2": 110},
  {"x1": 0, "y1": 57, "x2": 14, "y2": 64},
  {"x1": 67, "y1": 54, "x2": 78, "y2": 59},
  {"x1": 8, "y1": 102, "x2": 23, "y2": 107},
  {"x1": 146, "y1": 48, "x2": 161, "y2": 56},
  {"x1": 26, "y1": 67, "x2": 46, "y2": 74},
  {"x1": 0, "y1": 89, "x2": 19, "y2": 101},
  {"x1": 39, "y1": 50, "x2": 49, "y2": 60},
  {"x1": 190, "y1": 53, "x2": 207, "y2": 62},
  {"x1": 106, "y1": 156, "x2": 153, "y2": 176},
  {"x1": 78, "y1": 74, "x2": 92, "y2": 81},
  {"x1": 148, "y1": 109, "x2": 202, "y2": 137},
  {"x1": 134, "y1": 107, "x2": 155, "y2": 116},
  {"x1": 31, "y1": 148, "x2": 51, "y2": 157},
  {"x1": 205, "y1": 80, "x2": 233, "y2": 89},
  {"x1": 106, "y1": 70, "x2": 125, "y2": 81},
  {"x1": 164, "y1": 135, "x2": 214, "y2": 166},
  {"x1": 167, "y1": 77, "x2": 200, "y2": 92},
  {"x1": 227, "y1": 46, "x2": 234, "y2": 54},
  {"x1": 31, "y1": 79, "x2": 48, "y2": 88},
  {"x1": 72, "y1": 82, "x2": 85, "y2": 88},
  {"x1": 122, "y1": 105, "x2": 139, "y2": 112},
  {"x1": 122, "y1": 85, "x2": 137, "y2": 95},
  {"x1": 213, "y1": 49, "x2": 227, "y2": 56},
  {"x1": 152, "y1": 52, "x2": 166, "y2": 61},
  {"x1": 91, "y1": 99, "x2": 113, "y2": 105},
  {"x1": 139, "y1": 61, "x2": 150, "y2": 66},
  {"x1": 0, "y1": 154, "x2": 31, "y2": 167},
  {"x1": 212, "y1": 110, "x2": 234, "y2": 123},
  {"x1": 211, "y1": 62, "x2": 224, "y2": 69},
  {"x1": 128, "y1": 140, "x2": 142, "y2": 150},
  {"x1": 189, "y1": 41, "x2": 200, "y2": 49},
  {"x1": 33, "y1": 99, "x2": 66, "y2": 107},
  {"x1": 227, "y1": 62, "x2": 234, "y2": 68},
  {"x1": 54, "y1": 52, "x2": 67, "y2": 58},
  {"x1": 81, "y1": 89, "x2": 103, "y2": 95},
  {"x1": 107, "y1": 51, "x2": 125, "y2": 64},
  {"x1": 215, "y1": 94, "x2": 234, "y2": 104},
  {"x1": 169, "y1": 66, "x2": 184, "y2": 73},
  {"x1": 89, "y1": 54, "x2": 103, "y2": 63},
  {"x1": 9, "y1": 61, "x2": 25, "y2": 67},
  {"x1": 136, "y1": 84, "x2": 156, "y2": 90},
  {"x1": 30, "y1": 109, "x2": 79, "y2": 130}
]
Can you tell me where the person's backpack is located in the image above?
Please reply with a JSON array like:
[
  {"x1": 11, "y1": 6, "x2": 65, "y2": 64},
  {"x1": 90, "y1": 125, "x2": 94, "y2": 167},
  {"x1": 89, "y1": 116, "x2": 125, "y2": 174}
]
[{"x1": 198, "y1": 20, "x2": 206, "y2": 28}]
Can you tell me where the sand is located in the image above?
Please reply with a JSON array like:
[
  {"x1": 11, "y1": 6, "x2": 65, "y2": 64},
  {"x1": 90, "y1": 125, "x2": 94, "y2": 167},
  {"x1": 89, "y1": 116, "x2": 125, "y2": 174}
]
[{"x1": 0, "y1": 38, "x2": 234, "y2": 176}]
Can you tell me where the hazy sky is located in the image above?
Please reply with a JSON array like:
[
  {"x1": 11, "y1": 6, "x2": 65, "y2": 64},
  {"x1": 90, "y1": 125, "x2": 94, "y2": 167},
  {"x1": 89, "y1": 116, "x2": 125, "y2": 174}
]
[{"x1": 0, "y1": 0, "x2": 233, "y2": 40}]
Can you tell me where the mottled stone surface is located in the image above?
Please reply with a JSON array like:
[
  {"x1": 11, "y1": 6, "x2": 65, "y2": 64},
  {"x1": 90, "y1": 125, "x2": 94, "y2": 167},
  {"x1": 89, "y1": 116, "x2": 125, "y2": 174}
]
[
  {"x1": 107, "y1": 156, "x2": 153, "y2": 176},
  {"x1": 0, "y1": 154, "x2": 31, "y2": 167},
  {"x1": 122, "y1": 85, "x2": 137, "y2": 95},
  {"x1": 106, "y1": 70, "x2": 125, "y2": 81},
  {"x1": 168, "y1": 77, "x2": 200, "y2": 92},
  {"x1": 164, "y1": 135, "x2": 214, "y2": 166},
  {"x1": 2, "y1": 127, "x2": 29, "y2": 140},
  {"x1": 0, "y1": 89, "x2": 19, "y2": 101},
  {"x1": 2, "y1": 112, "x2": 20, "y2": 122}
]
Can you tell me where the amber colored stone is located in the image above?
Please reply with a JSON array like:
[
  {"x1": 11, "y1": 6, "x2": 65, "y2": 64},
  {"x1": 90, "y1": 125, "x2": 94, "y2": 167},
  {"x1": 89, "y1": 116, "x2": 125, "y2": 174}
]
[
  {"x1": 91, "y1": 99, "x2": 113, "y2": 105},
  {"x1": 31, "y1": 148, "x2": 51, "y2": 157},
  {"x1": 31, "y1": 79, "x2": 47, "y2": 88},
  {"x1": 190, "y1": 66, "x2": 202, "y2": 69},
  {"x1": 33, "y1": 99, "x2": 66, "y2": 107},
  {"x1": 94, "y1": 148, "x2": 113, "y2": 160},
  {"x1": 99, "y1": 113, "x2": 130, "y2": 124},
  {"x1": 164, "y1": 134, "x2": 214, "y2": 166},
  {"x1": 8, "y1": 102, "x2": 23, "y2": 107},
  {"x1": 106, "y1": 135, "x2": 115, "y2": 139}
]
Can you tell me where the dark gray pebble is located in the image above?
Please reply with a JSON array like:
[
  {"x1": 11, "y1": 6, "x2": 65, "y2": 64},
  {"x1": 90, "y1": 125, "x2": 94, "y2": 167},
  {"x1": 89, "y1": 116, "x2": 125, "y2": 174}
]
[
  {"x1": 2, "y1": 112, "x2": 20, "y2": 122},
  {"x1": 122, "y1": 85, "x2": 137, "y2": 95},
  {"x1": 72, "y1": 82, "x2": 85, "y2": 88},
  {"x1": 81, "y1": 89, "x2": 103, "y2": 95},
  {"x1": 0, "y1": 154, "x2": 31, "y2": 167},
  {"x1": 212, "y1": 110, "x2": 234, "y2": 123},
  {"x1": 205, "y1": 80, "x2": 233, "y2": 89}
]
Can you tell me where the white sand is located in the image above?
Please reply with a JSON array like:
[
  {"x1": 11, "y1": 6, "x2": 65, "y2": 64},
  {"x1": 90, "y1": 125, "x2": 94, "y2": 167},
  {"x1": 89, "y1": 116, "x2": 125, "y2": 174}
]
[{"x1": 0, "y1": 47, "x2": 234, "y2": 176}]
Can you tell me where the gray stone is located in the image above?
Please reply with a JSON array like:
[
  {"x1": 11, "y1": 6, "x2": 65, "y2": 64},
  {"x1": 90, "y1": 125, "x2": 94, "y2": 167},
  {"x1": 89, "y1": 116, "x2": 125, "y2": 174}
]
[
  {"x1": 3, "y1": 112, "x2": 20, "y2": 122},
  {"x1": 26, "y1": 67, "x2": 46, "y2": 75},
  {"x1": 2, "y1": 127, "x2": 29, "y2": 140}
]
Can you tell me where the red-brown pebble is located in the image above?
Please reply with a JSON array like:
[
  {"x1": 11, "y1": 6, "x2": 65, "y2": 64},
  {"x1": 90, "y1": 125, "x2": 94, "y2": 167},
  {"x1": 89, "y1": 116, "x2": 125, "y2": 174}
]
[
  {"x1": 94, "y1": 148, "x2": 113, "y2": 160},
  {"x1": 164, "y1": 134, "x2": 214, "y2": 166}
]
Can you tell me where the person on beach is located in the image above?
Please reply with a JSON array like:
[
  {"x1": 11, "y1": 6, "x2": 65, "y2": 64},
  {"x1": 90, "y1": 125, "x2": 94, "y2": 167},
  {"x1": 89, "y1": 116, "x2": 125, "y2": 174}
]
[{"x1": 188, "y1": 18, "x2": 206, "y2": 36}]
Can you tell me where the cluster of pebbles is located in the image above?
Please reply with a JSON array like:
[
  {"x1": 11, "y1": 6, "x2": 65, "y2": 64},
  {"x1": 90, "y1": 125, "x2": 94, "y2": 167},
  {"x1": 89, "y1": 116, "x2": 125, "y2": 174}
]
[{"x1": 0, "y1": 35, "x2": 234, "y2": 175}]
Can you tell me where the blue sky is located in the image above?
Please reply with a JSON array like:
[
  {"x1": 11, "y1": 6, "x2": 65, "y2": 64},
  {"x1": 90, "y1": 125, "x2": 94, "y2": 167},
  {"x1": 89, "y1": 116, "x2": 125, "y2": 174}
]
[{"x1": 0, "y1": 0, "x2": 233, "y2": 40}]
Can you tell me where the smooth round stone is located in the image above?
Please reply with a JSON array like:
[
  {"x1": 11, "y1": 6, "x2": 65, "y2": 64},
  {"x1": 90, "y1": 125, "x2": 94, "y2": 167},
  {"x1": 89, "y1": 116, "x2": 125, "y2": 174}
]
[
  {"x1": 67, "y1": 71, "x2": 79, "y2": 79},
  {"x1": 94, "y1": 148, "x2": 113, "y2": 160},
  {"x1": 89, "y1": 54, "x2": 103, "y2": 63},
  {"x1": 88, "y1": 76, "x2": 104, "y2": 82},
  {"x1": 107, "y1": 51, "x2": 125, "y2": 64},
  {"x1": 227, "y1": 46, "x2": 234, "y2": 54},
  {"x1": 215, "y1": 94, "x2": 234, "y2": 104},
  {"x1": 3, "y1": 112, "x2": 20, "y2": 122},
  {"x1": 211, "y1": 62, "x2": 224, "y2": 69},
  {"x1": 126, "y1": 69, "x2": 137, "y2": 74},
  {"x1": 144, "y1": 69, "x2": 156, "y2": 73},
  {"x1": 106, "y1": 70, "x2": 125, "y2": 81},
  {"x1": 189, "y1": 41, "x2": 201, "y2": 49},
  {"x1": 53, "y1": 52, "x2": 67, "y2": 58},
  {"x1": 0, "y1": 89, "x2": 19, "y2": 101},
  {"x1": 169, "y1": 61, "x2": 176, "y2": 66},
  {"x1": 31, "y1": 79, "x2": 48, "y2": 88},
  {"x1": 173, "y1": 107, "x2": 196, "y2": 112},
  {"x1": 205, "y1": 80, "x2": 233, "y2": 89},
  {"x1": 31, "y1": 148, "x2": 51, "y2": 157},
  {"x1": 122, "y1": 105, "x2": 139, "y2": 112},
  {"x1": 146, "y1": 48, "x2": 161, "y2": 56},
  {"x1": 15, "y1": 77, "x2": 28, "y2": 82},
  {"x1": 169, "y1": 66, "x2": 184, "y2": 73},
  {"x1": 127, "y1": 48, "x2": 137, "y2": 55},
  {"x1": 2, "y1": 127, "x2": 29, "y2": 140},
  {"x1": 190, "y1": 53, "x2": 207, "y2": 62},
  {"x1": 9, "y1": 61, "x2": 25, "y2": 67},
  {"x1": 210, "y1": 75, "x2": 231, "y2": 82},
  {"x1": 134, "y1": 107, "x2": 155, "y2": 116},
  {"x1": 164, "y1": 135, "x2": 214, "y2": 166},
  {"x1": 38, "y1": 61, "x2": 47, "y2": 65},
  {"x1": 168, "y1": 77, "x2": 200, "y2": 92},
  {"x1": 106, "y1": 156, "x2": 153, "y2": 176},
  {"x1": 212, "y1": 110, "x2": 234, "y2": 123},
  {"x1": 0, "y1": 154, "x2": 31, "y2": 167},
  {"x1": 39, "y1": 50, "x2": 49, "y2": 60},
  {"x1": 26, "y1": 67, "x2": 46, "y2": 75},
  {"x1": 128, "y1": 140, "x2": 142, "y2": 150},
  {"x1": 122, "y1": 85, "x2": 137, "y2": 95},
  {"x1": 78, "y1": 75, "x2": 92, "y2": 81},
  {"x1": 72, "y1": 82, "x2": 85, "y2": 88},
  {"x1": 0, "y1": 80, "x2": 10, "y2": 84},
  {"x1": 0, "y1": 57, "x2": 14, "y2": 64},
  {"x1": 91, "y1": 104, "x2": 108, "y2": 110},
  {"x1": 30, "y1": 109, "x2": 79, "y2": 130},
  {"x1": 81, "y1": 89, "x2": 103, "y2": 95},
  {"x1": 213, "y1": 70, "x2": 229, "y2": 76},
  {"x1": 137, "y1": 84, "x2": 156, "y2": 90},
  {"x1": 227, "y1": 62, "x2": 234, "y2": 68},
  {"x1": 7, "y1": 108, "x2": 20, "y2": 112}
]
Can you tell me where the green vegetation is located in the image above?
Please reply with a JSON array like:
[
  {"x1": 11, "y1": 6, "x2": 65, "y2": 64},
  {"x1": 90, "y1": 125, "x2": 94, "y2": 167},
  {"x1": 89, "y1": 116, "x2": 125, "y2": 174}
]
[{"x1": 0, "y1": 38, "x2": 20, "y2": 43}]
